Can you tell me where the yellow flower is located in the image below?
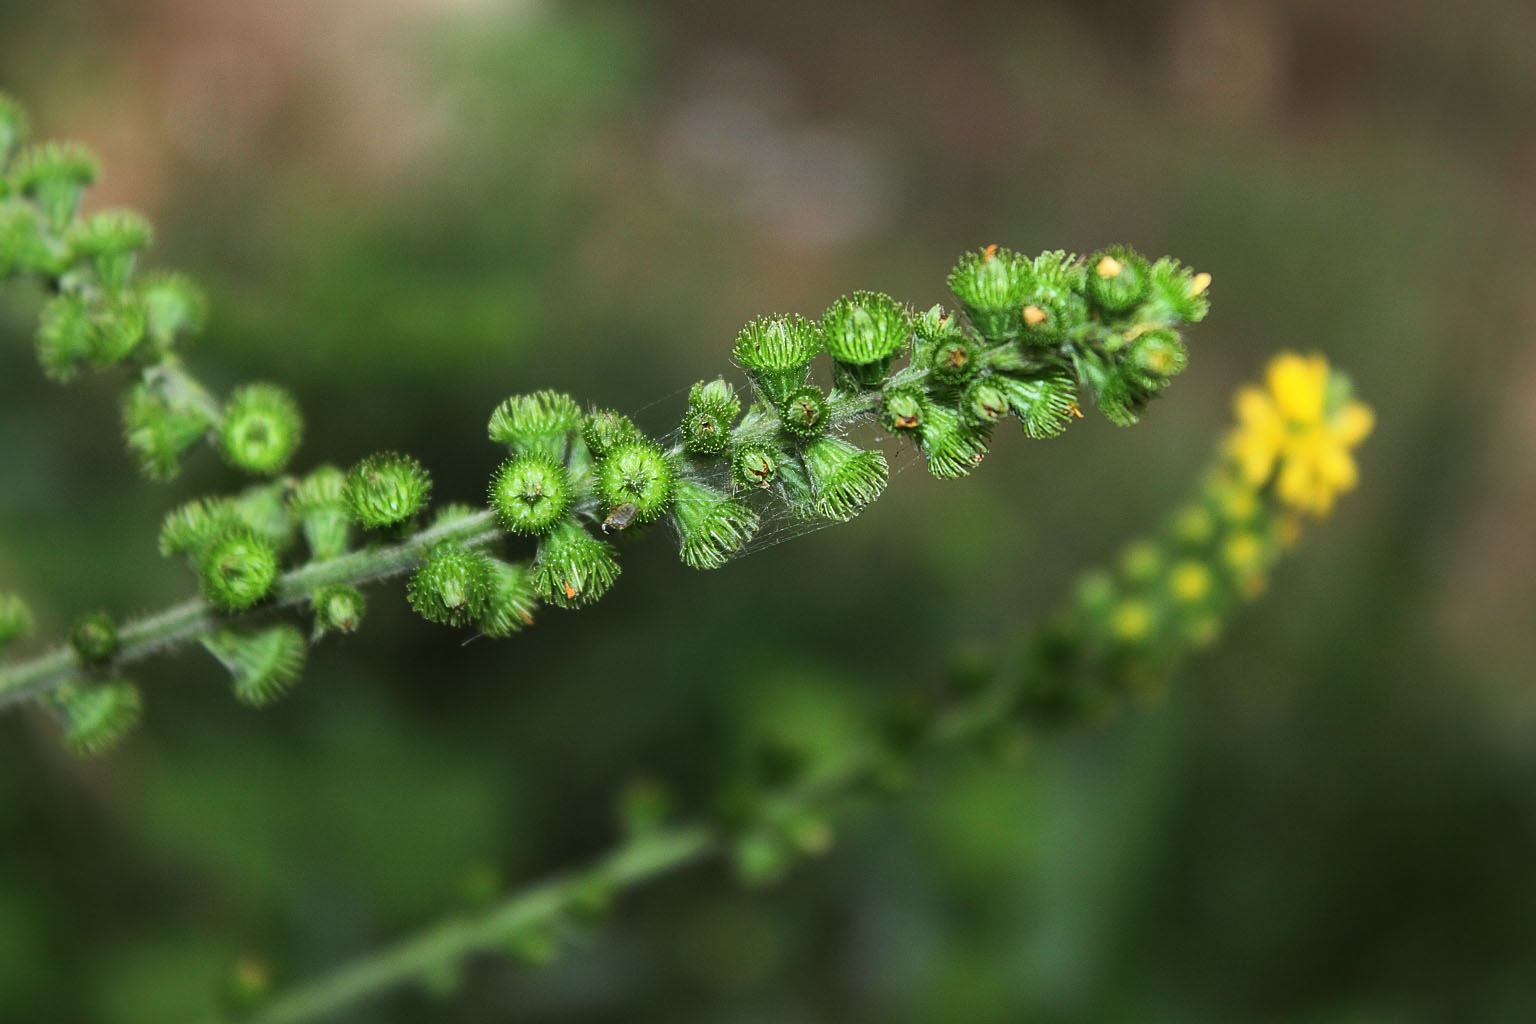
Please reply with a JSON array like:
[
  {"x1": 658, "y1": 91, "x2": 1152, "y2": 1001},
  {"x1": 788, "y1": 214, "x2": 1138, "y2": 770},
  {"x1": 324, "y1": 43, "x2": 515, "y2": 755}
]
[{"x1": 1226, "y1": 352, "x2": 1374, "y2": 517}]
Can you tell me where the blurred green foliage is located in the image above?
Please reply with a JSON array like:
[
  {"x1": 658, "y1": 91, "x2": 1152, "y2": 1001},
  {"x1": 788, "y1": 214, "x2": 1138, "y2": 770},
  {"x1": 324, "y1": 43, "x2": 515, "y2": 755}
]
[{"x1": 3, "y1": 1, "x2": 1535, "y2": 1021}]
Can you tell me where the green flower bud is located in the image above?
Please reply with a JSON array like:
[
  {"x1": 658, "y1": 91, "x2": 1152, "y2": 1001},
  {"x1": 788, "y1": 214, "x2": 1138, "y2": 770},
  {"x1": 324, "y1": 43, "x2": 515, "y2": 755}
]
[
  {"x1": 69, "y1": 611, "x2": 118, "y2": 664},
  {"x1": 220, "y1": 383, "x2": 302, "y2": 475},
  {"x1": 732, "y1": 314, "x2": 825, "y2": 406},
  {"x1": 1125, "y1": 328, "x2": 1188, "y2": 386},
  {"x1": 408, "y1": 541, "x2": 494, "y2": 627},
  {"x1": 138, "y1": 271, "x2": 206, "y2": 350},
  {"x1": 732, "y1": 441, "x2": 781, "y2": 490},
  {"x1": 0, "y1": 200, "x2": 56, "y2": 278},
  {"x1": 289, "y1": 465, "x2": 352, "y2": 560},
  {"x1": 488, "y1": 390, "x2": 581, "y2": 460},
  {"x1": 1085, "y1": 247, "x2": 1150, "y2": 316},
  {"x1": 201, "y1": 625, "x2": 306, "y2": 706},
  {"x1": 597, "y1": 441, "x2": 674, "y2": 527},
  {"x1": 0, "y1": 592, "x2": 34, "y2": 652},
  {"x1": 121, "y1": 380, "x2": 212, "y2": 481},
  {"x1": 879, "y1": 384, "x2": 925, "y2": 434},
  {"x1": 344, "y1": 452, "x2": 432, "y2": 528},
  {"x1": 928, "y1": 334, "x2": 980, "y2": 383},
  {"x1": 480, "y1": 559, "x2": 539, "y2": 637},
  {"x1": 821, "y1": 290, "x2": 910, "y2": 388},
  {"x1": 778, "y1": 385, "x2": 829, "y2": 439},
  {"x1": 311, "y1": 584, "x2": 365, "y2": 637},
  {"x1": 672, "y1": 479, "x2": 761, "y2": 569},
  {"x1": 12, "y1": 140, "x2": 99, "y2": 230},
  {"x1": 580, "y1": 408, "x2": 641, "y2": 459},
  {"x1": 489, "y1": 454, "x2": 570, "y2": 536},
  {"x1": 1170, "y1": 504, "x2": 1216, "y2": 548},
  {"x1": 946, "y1": 246, "x2": 1031, "y2": 342},
  {"x1": 0, "y1": 93, "x2": 27, "y2": 164},
  {"x1": 1147, "y1": 258, "x2": 1211, "y2": 324},
  {"x1": 159, "y1": 497, "x2": 242, "y2": 557},
  {"x1": 533, "y1": 519, "x2": 621, "y2": 609},
  {"x1": 67, "y1": 209, "x2": 153, "y2": 292},
  {"x1": 961, "y1": 376, "x2": 1011, "y2": 426},
  {"x1": 197, "y1": 527, "x2": 279, "y2": 611},
  {"x1": 992, "y1": 370, "x2": 1078, "y2": 439},
  {"x1": 49, "y1": 680, "x2": 142, "y2": 757},
  {"x1": 36, "y1": 291, "x2": 146, "y2": 380},
  {"x1": 801, "y1": 436, "x2": 888, "y2": 521},
  {"x1": 917, "y1": 402, "x2": 991, "y2": 479},
  {"x1": 681, "y1": 378, "x2": 741, "y2": 456}
]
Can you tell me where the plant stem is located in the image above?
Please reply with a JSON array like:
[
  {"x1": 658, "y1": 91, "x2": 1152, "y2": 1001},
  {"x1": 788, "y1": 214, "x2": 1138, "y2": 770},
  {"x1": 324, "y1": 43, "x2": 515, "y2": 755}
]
[
  {"x1": 229, "y1": 673, "x2": 1020, "y2": 1024},
  {"x1": 0, "y1": 511, "x2": 502, "y2": 709}
]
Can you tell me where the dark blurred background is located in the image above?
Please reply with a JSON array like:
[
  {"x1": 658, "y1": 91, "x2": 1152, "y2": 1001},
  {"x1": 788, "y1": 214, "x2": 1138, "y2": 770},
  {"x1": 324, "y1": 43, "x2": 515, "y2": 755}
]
[{"x1": 2, "y1": 1, "x2": 1534, "y2": 1021}]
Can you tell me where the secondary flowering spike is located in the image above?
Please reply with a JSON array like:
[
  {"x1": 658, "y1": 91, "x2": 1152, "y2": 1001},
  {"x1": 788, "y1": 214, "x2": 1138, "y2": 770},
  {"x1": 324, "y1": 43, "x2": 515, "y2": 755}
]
[
  {"x1": 220, "y1": 383, "x2": 303, "y2": 476},
  {"x1": 533, "y1": 519, "x2": 621, "y2": 609},
  {"x1": 344, "y1": 452, "x2": 432, "y2": 528},
  {"x1": 732, "y1": 314, "x2": 825, "y2": 406},
  {"x1": 489, "y1": 454, "x2": 571, "y2": 536}
]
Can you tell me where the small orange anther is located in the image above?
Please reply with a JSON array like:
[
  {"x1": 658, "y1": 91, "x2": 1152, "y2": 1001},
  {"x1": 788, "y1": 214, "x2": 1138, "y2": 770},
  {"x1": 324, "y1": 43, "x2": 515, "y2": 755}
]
[
  {"x1": 1095, "y1": 255, "x2": 1124, "y2": 278},
  {"x1": 893, "y1": 414, "x2": 919, "y2": 429},
  {"x1": 1190, "y1": 272, "x2": 1211, "y2": 296},
  {"x1": 983, "y1": 243, "x2": 998, "y2": 259},
  {"x1": 563, "y1": 581, "x2": 578, "y2": 600},
  {"x1": 1022, "y1": 305, "x2": 1047, "y2": 327},
  {"x1": 1067, "y1": 403, "x2": 1084, "y2": 419},
  {"x1": 519, "y1": 609, "x2": 534, "y2": 626}
]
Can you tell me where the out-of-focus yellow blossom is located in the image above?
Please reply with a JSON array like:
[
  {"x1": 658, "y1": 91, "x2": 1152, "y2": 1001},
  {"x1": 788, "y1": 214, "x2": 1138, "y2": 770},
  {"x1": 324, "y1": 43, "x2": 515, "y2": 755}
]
[{"x1": 1227, "y1": 352, "x2": 1375, "y2": 517}]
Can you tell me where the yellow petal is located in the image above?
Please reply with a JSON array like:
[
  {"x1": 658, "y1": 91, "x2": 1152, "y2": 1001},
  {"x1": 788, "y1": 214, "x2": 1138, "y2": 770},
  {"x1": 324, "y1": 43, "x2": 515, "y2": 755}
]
[
  {"x1": 1330, "y1": 400, "x2": 1375, "y2": 447},
  {"x1": 1266, "y1": 352, "x2": 1328, "y2": 424}
]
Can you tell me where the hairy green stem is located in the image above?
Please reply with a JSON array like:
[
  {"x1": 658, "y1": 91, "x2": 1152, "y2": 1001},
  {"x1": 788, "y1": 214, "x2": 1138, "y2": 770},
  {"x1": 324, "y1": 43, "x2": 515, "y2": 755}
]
[
  {"x1": 231, "y1": 673, "x2": 1016, "y2": 1024},
  {"x1": 0, "y1": 511, "x2": 500, "y2": 709}
]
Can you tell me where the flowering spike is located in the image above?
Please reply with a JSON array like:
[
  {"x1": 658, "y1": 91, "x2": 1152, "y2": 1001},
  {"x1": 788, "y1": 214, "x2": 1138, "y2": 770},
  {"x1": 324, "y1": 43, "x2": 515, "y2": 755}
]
[{"x1": 201, "y1": 626, "x2": 306, "y2": 707}]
